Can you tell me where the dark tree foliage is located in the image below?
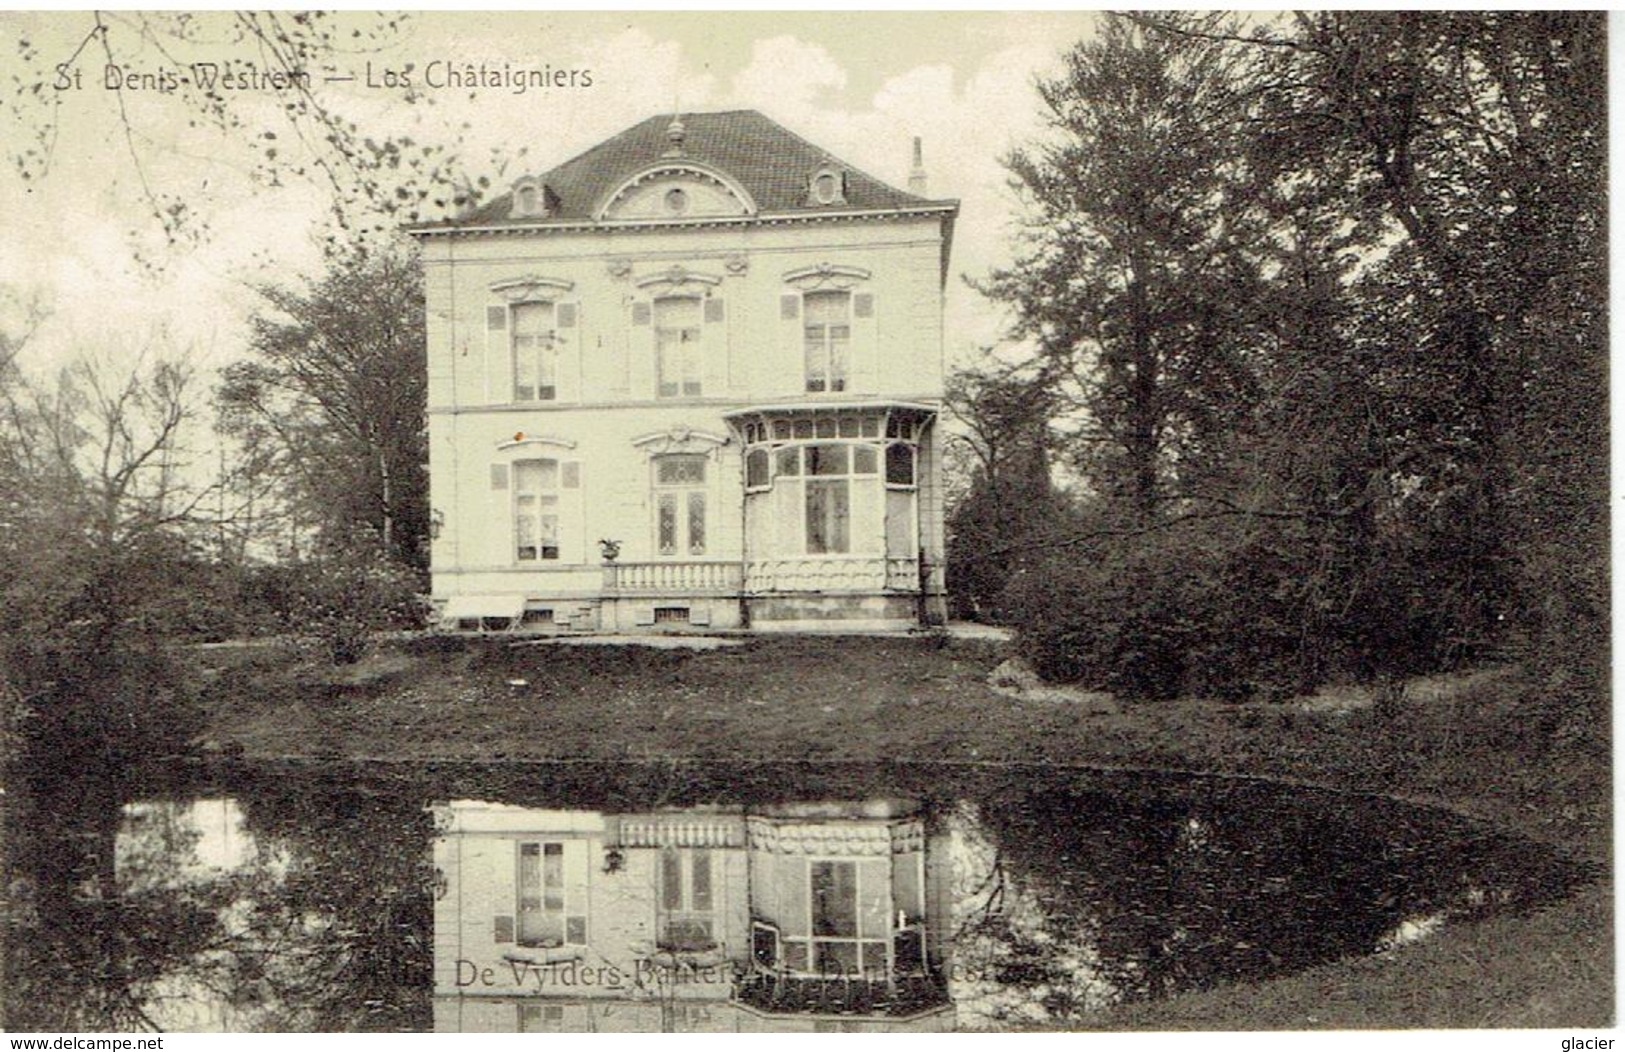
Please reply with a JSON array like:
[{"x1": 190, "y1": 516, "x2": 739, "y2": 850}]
[
  {"x1": 944, "y1": 362, "x2": 1066, "y2": 621},
  {"x1": 981, "y1": 14, "x2": 1269, "y2": 523},
  {"x1": 976, "y1": 12, "x2": 1606, "y2": 717},
  {"x1": 220, "y1": 247, "x2": 430, "y2": 572}
]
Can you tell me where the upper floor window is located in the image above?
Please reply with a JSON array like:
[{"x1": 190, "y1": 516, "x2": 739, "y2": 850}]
[
  {"x1": 803, "y1": 290, "x2": 850, "y2": 394},
  {"x1": 655, "y1": 296, "x2": 703, "y2": 398},
  {"x1": 511, "y1": 302, "x2": 557, "y2": 402}
]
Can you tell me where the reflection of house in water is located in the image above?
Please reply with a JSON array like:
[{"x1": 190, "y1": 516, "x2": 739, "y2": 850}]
[{"x1": 432, "y1": 798, "x2": 952, "y2": 1032}]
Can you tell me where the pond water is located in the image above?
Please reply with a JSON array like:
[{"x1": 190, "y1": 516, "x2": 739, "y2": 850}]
[{"x1": 1, "y1": 761, "x2": 1592, "y2": 1032}]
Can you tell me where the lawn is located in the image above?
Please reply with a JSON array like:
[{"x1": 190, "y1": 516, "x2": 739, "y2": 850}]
[{"x1": 195, "y1": 631, "x2": 1613, "y2": 1029}]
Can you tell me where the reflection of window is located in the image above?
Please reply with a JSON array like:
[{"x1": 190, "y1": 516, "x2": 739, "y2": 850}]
[
  {"x1": 517, "y1": 1004, "x2": 565, "y2": 1032},
  {"x1": 807, "y1": 860, "x2": 887, "y2": 978},
  {"x1": 517, "y1": 842, "x2": 585, "y2": 947},
  {"x1": 654, "y1": 454, "x2": 707, "y2": 557},
  {"x1": 512, "y1": 302, "x2": 557, "y2": 402},
  {"x1": 514, "y1": 459, "x2": 560, "y2": 561},
  {"x1": 659, "y1": 849, "x2": 716, "y2": 951},
  {"x1": 753, "y1": 922, "x2": 781, "y2": 970},
  {"x1": 656, "y1": 297, "x2": 702, "y2": 398},
  {"x1": 803, "y1": 291, "x2": 850, "y2": 393}
]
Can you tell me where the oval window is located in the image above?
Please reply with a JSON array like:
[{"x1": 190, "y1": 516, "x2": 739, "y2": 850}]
[
  {"x1": 665, "y1": 187, "x2": 689, "y2": 214},
  {"x1": 813, "y1": 172, "x2": 839, "y2": 205}
]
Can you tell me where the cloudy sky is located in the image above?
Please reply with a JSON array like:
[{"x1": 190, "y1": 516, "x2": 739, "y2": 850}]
[{"x1": 2, "y1": 11, "x2": 1103, "y2": 374}]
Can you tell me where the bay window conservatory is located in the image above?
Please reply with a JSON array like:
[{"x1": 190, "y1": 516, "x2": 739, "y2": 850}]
[{"x1": 727, "y1": 404, "x2": 931, "y2": 597}]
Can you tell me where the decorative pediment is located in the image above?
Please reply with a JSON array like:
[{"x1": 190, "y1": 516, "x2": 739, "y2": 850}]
[
  {"x1": 783, "y1": 263, "x2": 872, "y2": 292},
  {"x1": 496, "y1": 433, "x2": 577, "y2": 453},
  {"x1": 596, "y1": 162, "x2": 758, "y2": 221},
  {"x1": 631, "y1": 427, "x2": 729, "y2": 458},
  {"x1": 490, "y1": 275, "x2": 574, "y2": 302},
  {"x1": 633, "y1": 265, "x2": 723, "y2": 299}
]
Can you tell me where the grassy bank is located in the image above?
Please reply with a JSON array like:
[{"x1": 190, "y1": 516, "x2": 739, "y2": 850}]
[{"x1": 195, "y1": 632, "x2": 1612, "y2": 1029}]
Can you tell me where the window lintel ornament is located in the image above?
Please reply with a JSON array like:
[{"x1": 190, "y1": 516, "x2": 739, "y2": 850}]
[
  {"x1": 632, "y1": 427, "x2": 729, "y2": 458},
  {"x1": 783, "y1": 263, "x2": 872, "y2": 291},
  {"x1": 595, "y1": 161, "x2": 758, "y2": 221},
  {"x1": 634, "y1": 266, "x2": 723, "y2": 298},
  {"x1": 490, "y1": 276, "x2": 574, "y2": 302},
  {"x1": 496, "y1": 433, "x2": 577, "y2": 454}
]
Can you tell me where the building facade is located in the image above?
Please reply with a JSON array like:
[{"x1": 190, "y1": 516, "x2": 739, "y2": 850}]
[
  {"x1": 430, "y1": 797, "x2": 953, "y2": 1031},
  {"x1": 411, "y1": 111, "x2": 957, "y2": 632}
]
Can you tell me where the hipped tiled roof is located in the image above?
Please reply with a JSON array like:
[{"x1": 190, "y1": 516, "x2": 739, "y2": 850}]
[{"x1": 441, "y1": 109, "x2": 952, "y2": 228}]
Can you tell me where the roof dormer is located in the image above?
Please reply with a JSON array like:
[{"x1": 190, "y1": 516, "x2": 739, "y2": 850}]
[
  {"x1": 806, "y1": 167, "x2": 848, "y2": 207},
  {"x1": 509, "y1": 176, "x2": 559, "y2": 219}
]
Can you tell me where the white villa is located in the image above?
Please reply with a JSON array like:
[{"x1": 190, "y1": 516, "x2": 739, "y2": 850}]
[{"x1": 410, "y1": 111, "x2": 957, "y2": 632}]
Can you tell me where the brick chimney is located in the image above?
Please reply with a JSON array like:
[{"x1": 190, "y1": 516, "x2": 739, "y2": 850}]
[{"x1": 908, "y1": 136, "x2": 928, "y2": 196}]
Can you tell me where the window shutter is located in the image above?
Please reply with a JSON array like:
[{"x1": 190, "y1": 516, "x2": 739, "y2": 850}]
[
  {"x1": 852, "y1": 291, "x2": 879, "y2": 394},
  {"x1": 491, "y1": 464, "x2": 509, "y2": 490},
  {"x1": 779, "y1": 291, "x2": 804, "y2": 398},
  {"x1": 491, "y1": 844, "x2": 517, "y2": 945},
  {"x1": 486, "y1": 305, "x2": 511, "y2": 403},
  {"x1": 556, "y1": 301, "x2": 578, "y2": 402},
  {"x1": 563, "y1": 461, "x2": 584, "y2": 564},
  {"x1": 563, "y1": 842, "x2": 590, "y2": 946},
  {"x1": 628, "y1": 300, "x2": 654, "y2": 398},
  {"x1": 702, "y1": 296, "x2": 727, "y2": 394}
]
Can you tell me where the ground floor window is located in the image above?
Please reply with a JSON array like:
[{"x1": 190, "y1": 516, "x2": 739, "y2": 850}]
[
  {"x1": 514, "y1": 459, "x2": 560, "y2": 561},
  {"x1": 654, "y1": 454, "x2": 707, "y2": 556},
  {"x1": 660, "y1": 849, "x2": 716, "y2": 951}
]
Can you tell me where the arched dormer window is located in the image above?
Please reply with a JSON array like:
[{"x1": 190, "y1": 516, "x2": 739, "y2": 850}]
[
  {"x1": 509, "y1": 177, "x2": 556, "y2": 219},
  {"x1": 806, "y1": 167, "x2": 848, "y2": 207},
  {"x1": 596, "y1": 162, "x2": 757, "y2": 221}
]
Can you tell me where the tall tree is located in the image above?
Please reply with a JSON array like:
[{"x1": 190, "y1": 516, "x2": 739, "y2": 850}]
[
  {"x1": 219, "y1": 247, "x2": 430, "y2": 571},
  {"x1": 1238, "y1": 11, "x2": 1608, "y2": 692},
  {"x1": 983, "y1": 13, "x2": 1268, "y2": 524},
  {"x1": 944, "y1": 359, "x2": 1062, "y2": 620}
]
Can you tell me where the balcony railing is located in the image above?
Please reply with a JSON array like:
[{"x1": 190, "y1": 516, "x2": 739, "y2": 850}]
[
  {"x1": 604, "y1": 561, "x2": 743, "y2": 594},
  {"x1": 744, "y1": 557, "x2": 920, "y2": 594},
  {"x1": 601, "y1": 558, "x2": 919, "y2": 595}
]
